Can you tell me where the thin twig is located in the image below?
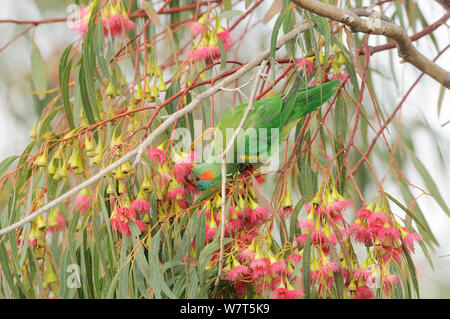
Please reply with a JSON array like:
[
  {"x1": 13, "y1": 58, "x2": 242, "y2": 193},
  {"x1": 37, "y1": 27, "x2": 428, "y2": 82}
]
[{"x1": 212, "y1": 59, "x2": 268, "y2": 295}]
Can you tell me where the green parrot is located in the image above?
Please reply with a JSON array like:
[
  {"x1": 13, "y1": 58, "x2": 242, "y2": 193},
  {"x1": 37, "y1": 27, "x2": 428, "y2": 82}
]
[{"x1": 188, "y1": 79, "x2": 339, "y2": 191}]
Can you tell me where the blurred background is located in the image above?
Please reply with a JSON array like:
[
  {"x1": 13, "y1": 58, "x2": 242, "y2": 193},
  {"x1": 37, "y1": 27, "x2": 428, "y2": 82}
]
[{"x1": 0, "y1": 0, "x2": 449, "y2": 297}]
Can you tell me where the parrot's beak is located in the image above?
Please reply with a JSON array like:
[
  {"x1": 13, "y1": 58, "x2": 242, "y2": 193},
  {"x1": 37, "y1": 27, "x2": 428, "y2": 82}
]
[{"x1": 185, "y1": 173, "x2": 197, "y2": 187}]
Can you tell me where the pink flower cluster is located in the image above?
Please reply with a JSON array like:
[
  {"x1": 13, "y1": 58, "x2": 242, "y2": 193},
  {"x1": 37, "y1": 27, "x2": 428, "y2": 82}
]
[
  {"x1": 349, "y1": 204, "x2": 422, "y2": 262},
  {"x1": 223, "y1": 232, "x2": 305, "y2": 299},
  {"x1": 70, "y1": 3, "x2": 135, "y2": 37},
  {"x1": 296, "y1": 58, "x2": 314, "y2": 76},
  {"x1": 188, "y1": 15, "x2": 233, "y2": 61},
  {"x1": 110, "y1": 207, "x2": 147, "y2": 236}
]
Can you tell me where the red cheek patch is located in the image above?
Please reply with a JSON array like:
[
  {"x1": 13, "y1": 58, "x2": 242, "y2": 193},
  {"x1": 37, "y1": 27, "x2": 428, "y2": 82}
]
[{"x1": 199, "y1": 170, "x2": 216, "y2": 181}]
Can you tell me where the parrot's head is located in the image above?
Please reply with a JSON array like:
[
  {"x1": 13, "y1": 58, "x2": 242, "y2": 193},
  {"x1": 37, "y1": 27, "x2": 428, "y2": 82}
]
[{"x1": 188, "y1": 163, "x2": 222, "y2": 191}]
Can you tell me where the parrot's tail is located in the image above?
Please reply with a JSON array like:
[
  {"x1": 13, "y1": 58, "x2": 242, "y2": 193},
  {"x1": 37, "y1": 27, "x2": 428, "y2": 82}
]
[{"x1": 292, "y1": 79, "x2": 340, "y2": 118}]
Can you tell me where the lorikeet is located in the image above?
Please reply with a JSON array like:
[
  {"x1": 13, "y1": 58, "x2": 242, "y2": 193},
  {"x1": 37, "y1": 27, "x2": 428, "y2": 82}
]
[{"x1": 188, "y1": 79, "x2": 339, "y2": 191}]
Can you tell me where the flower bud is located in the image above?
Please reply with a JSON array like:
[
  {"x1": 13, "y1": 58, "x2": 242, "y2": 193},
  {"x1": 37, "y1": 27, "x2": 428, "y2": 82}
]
[
  {"x1": 84, "y1": 135, "x2": 95, "y2": 153},
  {"x1": 141, "y1": 175, "x2": 153, "y2": 192},
  {"x1": 158, "y1": 76, "x2": 167, "y2": 92},
  {"x1": 36, "y1": 214, "x2": 46, "y2": 231},
  {"x1": 54, "y1": 161, "x2": 67, "y2": 180},
  {"x1": 47, "y1": 158, "x2": 56, "y2": 175},
  {"x1": 29, "y1": 122, "x2": 38, "y2": 139},
  {"x1": 106, "y1": 82, "x2": 117, "y2": 97},
  {"x1": 35, "y1": 152, "x2": 47, "y2": 167},
  {"x1": 120, "y1": 161, "x2": 133, "y2": 176}
]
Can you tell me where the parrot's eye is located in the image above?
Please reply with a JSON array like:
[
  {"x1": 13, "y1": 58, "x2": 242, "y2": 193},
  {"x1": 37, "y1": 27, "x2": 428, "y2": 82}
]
[{"x1": 195, "y1": 176, "x2": 201, "y2": 182}]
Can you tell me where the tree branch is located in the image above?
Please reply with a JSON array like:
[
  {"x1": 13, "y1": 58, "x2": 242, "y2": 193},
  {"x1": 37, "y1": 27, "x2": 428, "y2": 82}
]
[
  {"x1": 213, "y1": 59, "x2": 268, "y2": 296},
  {"x1": 0, "y1": 22, "x2": 311, "y2": 237},
  {"x1": 290, "y1": 0, "x2": 450, "y2": 89}
]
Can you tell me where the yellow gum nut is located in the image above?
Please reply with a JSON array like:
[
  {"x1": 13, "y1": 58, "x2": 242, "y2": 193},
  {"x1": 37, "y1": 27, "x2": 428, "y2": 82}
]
[
  {"x1": 338, "y1": 53, "x2": 346, "y2": 65},
  {"x1": 238, "y1": 195, "x2": 246, "y2": 210},
  {"x1": 84, "y1": 135, "x2": 95, "y2": 152},
  {"x1": 120, "y1": 161, "x2": 133, "y2": 176},
  {"x1": 54, "y1": 163, "x2": 67, "y2": 181},
  {"x1": 118, "y1": 181, "x2": 126, "y2": 194},
  {"x1": 43, "y1": 263, "x2": 57, "y2": 288},
  {"x1": 92, "y1": 150, "x2": 103, "y2": 166},
  {"x1": 141, "y1": 176, "x2": 153, "y2": 192},
  {"x1": 158, "y1": 77, "x2": 167, "y2": 92},
  {"x1": 47, "y1": 159, "x2": 56, "y2": 175},
  {"x1": 106, "y1": 182, "x2": 114, "y2": 195},
  {"x1": 29, "y1": 122, "x2": 38, "y2": 139},
  {"x1": 35, "y1": 152, "x2": 47, "y2": 167},
  {"x1": 36, "y1": 214, "x2": 46, "y2": 230},
  {"x1": 215, "y1": 194, "x2": 222, "y2": 208},
  {"x1": 53, "y1": 148, "x2": 65, "y2": 162}
]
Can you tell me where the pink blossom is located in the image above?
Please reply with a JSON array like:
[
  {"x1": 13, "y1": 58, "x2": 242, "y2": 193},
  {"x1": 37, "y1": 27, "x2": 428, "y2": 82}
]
[
  {"x1": 331, "y1": 73, "x2": 349, "y2": 84},
  {"x1": 226, "y1": 265, "x2": 250, "y2": 281},
  {"x1": 75, "y1": 195, "x2": 90, "y2": 213},
  {"x1": 131, "y1": 199, "x2": 150, "y2": 216},
  {"x1": 237, "y1": 248, "x2": 255, "y2": 263},
  {"x1": 321, "y1": 262, "x2": 339, "y2": 275},
  {"x1": 249, "y1": 207, "x2": 269, "y2": 223},
  {"x1": 356, "y1": 208, "x2": 372, "y2": 220},
  {"x1": 296, "y1": 58, "x2": 314, "y2": 75},
  {"x1": 354, "y1": 269, "x2": 372, "y2": 282},
  {"x1": 273, "y1": 288, "x2": 304, "y2": 299},
  {"x1": 217, "y1": 30, "x2": 233, "y2": 50},
  {"x1": 350, "y1": 223, "x2": 374, "y2": 245},
  {"x1": 289, "y1": 253, "x2": 302, "y2": 265},
  {"x1": 226, "y1": 219, "x2": 244, "y2": 234},
  {"x1": 279, "y1": 206, "x2": 294, "y2": 218},
  {"x1": 205, "y1": 224, "x2": 217, "y2": 242},
  {"x1": 47, "y1": 212, "x2": 66, "y2": 233},
  {"x1": 147, "y1": 148, "x2": 167, "y2": 164},
  {"x1": 173, "y1": 162, "x2": 193, "y2": 184},
  {"x1": 255, "y1": 175, "x2": 265, "y2": 184},
  {"x1": 403, "y1": 231, "x2": 422, "y2": 253},
  {"x1": 106, "y1": 13, "x2": 135, "y2": 37},
  {"x1": 355, "y1": 285, "x2": 375, "y2": 299},
  {"x1": 378, "y1": 226, "x2": 401, "y2": 242},
  {"x1": 325, "y1": 199, "x2": 353, "y2": 214},
  {"x1": 368, "y1": 212, "x2": 388, "y2": 226},
  {"x1": 269, "y1": 260, "x2": 287, "y2": 275},
  {"x1": 233, "y1": 281, "x2": 247, "y2": 297},
  {"x1": 168, "y1": 187, "x2": 188, "y2": 199},
  {"x1": 383, "y1": 274, "x2": 399, "y2": 296},
  {"x1": 176, "y1": 199, "x2": 188, "y2": 210},
  {"x1": 110, "y1": 207, "x2": 147, "y2": 236},
  {"x1": 297, "y1": 219, "x2": 315, "y2": 231},
  {"x1": 189, "y1": 21, "x2": 206, "y2": 35},
  {"x1": 250, "y1": 258, "x2": 270, "y2": 278},
  {"x1": 69, "y1": 7, "x2": 89, "y2": 36},
  {"x1": 379, "y1": 246, "x2": 404, "y2": 263}
]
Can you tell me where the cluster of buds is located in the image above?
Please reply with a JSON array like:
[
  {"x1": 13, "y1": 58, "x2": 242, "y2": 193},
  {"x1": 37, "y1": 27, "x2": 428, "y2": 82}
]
[
  {"x1": 70, "y1": 0, "x2": 135, "y2": 37},
  {"x1": 188, "y1": 14, "x2": 232, "y2": 61},
  {"x1": 133, "y1": 61, "x2": 167, "y2": 104},
  {"x1": 28, "y1": 199, "x2": 65, "y2": 248},
  {"x1": 35, "y1": 129, "x2": 97, "y2": 180}
]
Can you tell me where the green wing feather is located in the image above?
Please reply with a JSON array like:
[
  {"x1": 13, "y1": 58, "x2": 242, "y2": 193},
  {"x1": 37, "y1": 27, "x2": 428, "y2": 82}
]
[{"x1": 208, "y1": 80, "x2": 339, "y2": 166}]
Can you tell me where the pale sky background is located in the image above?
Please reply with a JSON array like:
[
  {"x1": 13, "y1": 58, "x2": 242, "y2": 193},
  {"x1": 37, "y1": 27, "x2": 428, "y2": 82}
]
[{"x1": 0, "y1": 0, "x2": 449, "y2": 297}]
